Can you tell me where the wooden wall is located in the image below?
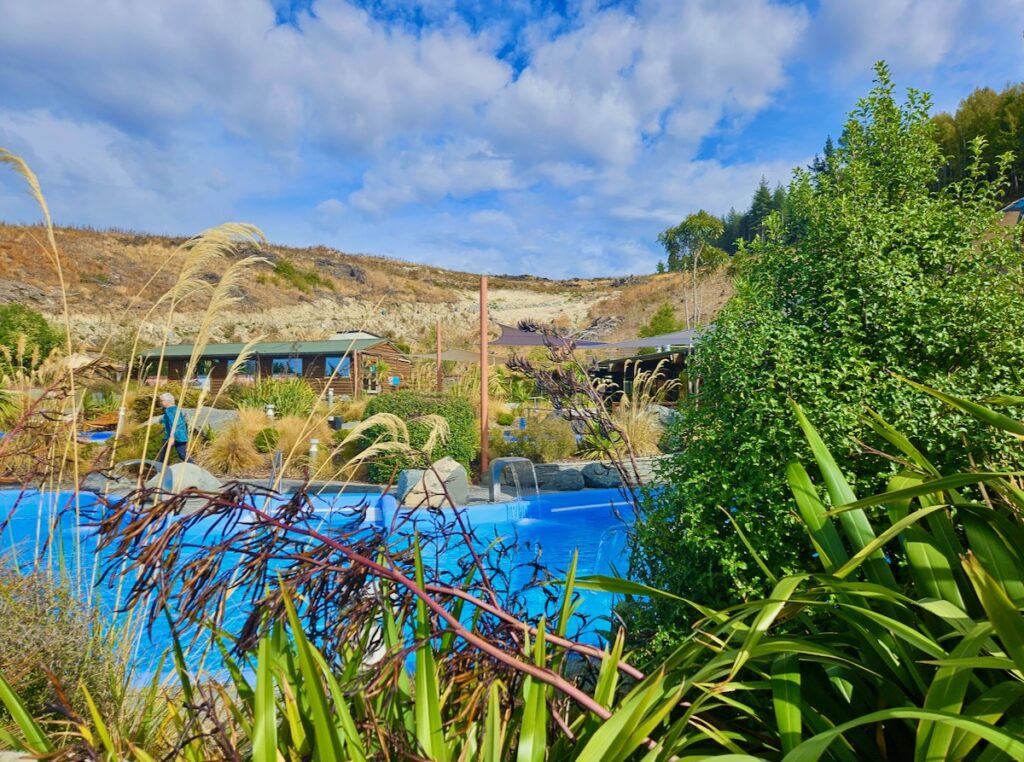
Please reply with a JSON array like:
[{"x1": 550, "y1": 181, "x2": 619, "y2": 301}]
[{"x1": 146, "y1": 342, "x2": 412, "y2": 400}]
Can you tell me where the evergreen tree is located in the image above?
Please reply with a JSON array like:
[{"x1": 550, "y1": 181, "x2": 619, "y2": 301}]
[{"x1": 746, "y1": 177, "x2": 773, "y2": 239}]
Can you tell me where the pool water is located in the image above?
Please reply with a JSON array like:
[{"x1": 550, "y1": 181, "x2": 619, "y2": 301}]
[{"x1": 0, "y1": 486, "x2": 634, "y2": 671}]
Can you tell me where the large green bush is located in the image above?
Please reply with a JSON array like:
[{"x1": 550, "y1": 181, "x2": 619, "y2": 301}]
[
  {"x1": 0, "y1": 303, "x2": 63, "y2": 365},
  {"x1": 362, "y1": 390, "x2": 477, "y2": 483},
  {"x1": 634, "y1": 64, "x2": 1024, "y2": 613},
  {"x1": 232, "y1": 377, "x2": 318, "y2": 418}
]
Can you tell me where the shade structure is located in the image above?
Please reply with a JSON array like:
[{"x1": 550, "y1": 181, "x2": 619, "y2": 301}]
[
  {"x1": 489, "y1": 323, "x2": 606, "y2": 348},
  {"x1": 1000, "y1": 198, "x2": 1024, "y2": 226},
  {"x1": 599, "y1": 327, "x2": 707, "y2": 350},
  {"x1": 411, "y1": 348, "x2": 497, "y2": 363}
]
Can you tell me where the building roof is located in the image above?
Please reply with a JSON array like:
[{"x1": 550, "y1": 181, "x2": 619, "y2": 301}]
[
  {"x1": 140, "y1": 337, "x2": 388, "y2": 359},
  {"x1": 330, "y1": 330, "x2": 385, "y2": 340},
  {"x1": 599, "y1": 327, "x2": 707, "y2": 351},
  {"x1": 489, "y1": 323, "x2": 606, "y2": 348}
]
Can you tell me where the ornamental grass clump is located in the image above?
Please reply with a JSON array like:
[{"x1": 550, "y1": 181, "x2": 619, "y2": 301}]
[
  {"x1": 200, "y1": 423, "x2": 263, "y2": 475},
  {"x1": 0, "y1": 568, "x2": 121, "y2": 726}
]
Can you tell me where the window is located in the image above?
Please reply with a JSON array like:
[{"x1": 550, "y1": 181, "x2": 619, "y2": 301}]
[
  {"x1": 324, "y1": 356, "x2": 351, "y2": 378},
  {"x1": 238, "y1": 358, "x2": 257, "y2": 377},
  {"x1": 271, "y1": 357, "x2": 303, "y2": 377}
]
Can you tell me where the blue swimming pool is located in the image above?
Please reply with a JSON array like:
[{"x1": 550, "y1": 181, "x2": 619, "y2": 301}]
[{"x1": 0, "y1": 486, "x2": 634, "y2": 672}]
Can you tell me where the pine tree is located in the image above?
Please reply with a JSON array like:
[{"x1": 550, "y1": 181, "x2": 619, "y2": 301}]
[{"x1": 746, "y1": 177, "x2": 773, "y2": 239}]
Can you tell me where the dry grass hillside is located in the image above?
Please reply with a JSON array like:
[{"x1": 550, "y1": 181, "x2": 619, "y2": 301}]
[{"x1": 0, "y1": 223, "x2": 733, "y2": 351}]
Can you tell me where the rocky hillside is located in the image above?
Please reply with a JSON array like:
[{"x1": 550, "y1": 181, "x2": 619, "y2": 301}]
[{"x1": 0, "y1": 223, "x2": 733, "y2": 352}]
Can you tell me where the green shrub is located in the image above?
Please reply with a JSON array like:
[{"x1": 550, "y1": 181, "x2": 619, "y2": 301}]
[
  {"x1": 83, "y1": 390, "x2": 121, "y2": 419},
  {"x1": 0, "y1": 568, "x2": 121, "y2": 724},
  {"x1": 232, "y1": 378, "x2": 318, "y2": 418},
  {"x1": 272, "y1": 259, "x2": 334, "y2": 293},
  {"x1": 115, "y1": 423, "x2": 164, "y2": 461},
  {"x1": 635, "y1": 64, "x2": 1024, "y2": 611},
  {"x1": 0, "y1": 303, "x2": 63, "y2": 366},
  {"x1": 495, "y1": 410, "x2": 515, "y2": 426},
  {"x1": 362, "y1": 391, "x2": 477, "y2": 483},
  {"x1": 489, "y1": 415, "x2": 578, "y2": 463},
  {"x1": 253, "y1": 426, "x2": 280, "y2": 454}
]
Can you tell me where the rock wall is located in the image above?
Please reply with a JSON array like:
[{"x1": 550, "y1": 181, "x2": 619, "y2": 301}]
[{"x1": 522, "y1": 456, "x2": 666, "y2": 491}]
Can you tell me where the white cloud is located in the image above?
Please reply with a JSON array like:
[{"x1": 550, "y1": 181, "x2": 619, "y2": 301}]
[
  {"x1": 486, "y1": 0, "x2": 808, "y2": 166},
  {"x1": 0, "y1": 0, "x2": 509, "y2": 153},
  {"x1": 1, "y1": 0, "x2": 1020, "y2": 278},
  {"x1": 348, "y1": 139, "x2": 522, "y2": 214}
]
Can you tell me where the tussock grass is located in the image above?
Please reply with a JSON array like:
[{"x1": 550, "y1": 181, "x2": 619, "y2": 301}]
[{"x1": 200, "y1": 424, "x2": 264, "y2": 476}]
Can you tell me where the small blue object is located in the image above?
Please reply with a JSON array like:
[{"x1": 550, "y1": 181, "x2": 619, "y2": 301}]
[
  {"x1": 517, "y1": 417, "x2": 527, "y2": 430},
  {"x1": 390, "y1": 376, "x2": 401, "y2": 386},
  {"x1": 79, "y1": 431, "x2": 115, "y2": 444}
]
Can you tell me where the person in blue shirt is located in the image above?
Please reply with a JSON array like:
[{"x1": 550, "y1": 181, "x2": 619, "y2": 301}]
[{"x1": 157, "y1": 392, "x2": 193, "y2": 463}]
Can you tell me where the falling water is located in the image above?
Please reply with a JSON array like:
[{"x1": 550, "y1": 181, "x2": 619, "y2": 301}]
[{"x1": 594, "y1": 524, "x2": 628, "y2": 576}]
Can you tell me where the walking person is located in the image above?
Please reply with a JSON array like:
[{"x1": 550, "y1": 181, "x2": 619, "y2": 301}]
[{"x1": 156, "y1": 392, "x2": 193, "y2": 463}]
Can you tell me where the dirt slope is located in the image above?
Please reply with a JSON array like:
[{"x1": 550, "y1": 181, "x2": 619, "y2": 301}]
[{"x1": 0, "y1": 223, "x2": 733, "y2": 351}]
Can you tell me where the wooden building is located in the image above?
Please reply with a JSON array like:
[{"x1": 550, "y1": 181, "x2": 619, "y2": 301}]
[{"x1": 141, "y1": 334, "x2": 411, "y2": 398}]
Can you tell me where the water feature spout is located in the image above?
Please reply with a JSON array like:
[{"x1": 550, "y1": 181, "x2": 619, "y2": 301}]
[{"x1": 488, "y1": 456, "x2": 538, "y2": 502}]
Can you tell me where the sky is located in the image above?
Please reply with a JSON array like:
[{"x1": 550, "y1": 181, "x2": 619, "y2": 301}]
[{"x1": 0, "y1": 0, "x2": 1022, "y2": 278}]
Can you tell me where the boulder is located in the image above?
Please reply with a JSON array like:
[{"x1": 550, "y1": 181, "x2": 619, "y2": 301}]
[
  {"x1": 146, "y1": 462, "x2": 223, "y2": 494},
  {"x1": 543, "y1": 468, "x2": 585, "y2": 491},
  {"x1": 647, "y1": 404, "x2": 676, "y2": 428},
  {"x1": 398, "y1": 457, "x2": 469, "y2": 508},
  {"x1": 581, "y1": 462, "x2": 623, "y2": 489},
  {"x1": 146, "y1": 406, "x2": 239, "y2": 436}
]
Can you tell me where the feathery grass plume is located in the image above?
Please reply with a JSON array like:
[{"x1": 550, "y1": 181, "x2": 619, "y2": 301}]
[
  {"x1": 132, "y1": 225, "x2": 265, "y2": 475},
  {"x1": 607, "y1": 360, "x2": 678, "y2": 457},
  {"x1": 417, "y1": 413, "x2": 451, "y2": 457},
  {"x1": 184, "y1": 255, "x2": 267, "y2": 391},
  {"x1": 1, "y1": 149, "x2": 82, "y2": 491},
  {"x1": 204, "y1": 336, "x2": 264, "y2": 408},
  {"x1": 311, "y1": 412, "x2": 416, "y2": 482}
]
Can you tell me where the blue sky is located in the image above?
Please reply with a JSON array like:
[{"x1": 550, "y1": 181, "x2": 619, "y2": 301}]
[{"x1": 0, "y1": 0, "x2": 1021, "y2": 278}]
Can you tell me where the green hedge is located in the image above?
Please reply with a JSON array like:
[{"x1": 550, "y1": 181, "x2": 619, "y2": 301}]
[{"x1": 362, "y1": 391, "x2": 478, "y2": 483}]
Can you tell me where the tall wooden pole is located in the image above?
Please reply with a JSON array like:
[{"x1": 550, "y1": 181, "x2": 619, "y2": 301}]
[
  {"x1": 479, "y1": 275, "x2": 489, "y2": 477},
  {"x1": 435, "y1": 318, "x2": 443, "y2": 393}
]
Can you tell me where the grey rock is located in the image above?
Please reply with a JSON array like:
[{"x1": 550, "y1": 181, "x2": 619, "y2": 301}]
[
  {"x1": 647, "y1": 404, "x2": 676, "y2": 428},
  {"x1": 81, "y1": 471, "x2": 113, "y2": 492},
  {"x1": 146, "y1": 462, "x2": 222, "y2": 493},
  {"x1": 543, "y1": 468, "x2": 585, "y2": 491},
  {"x1": 581, "y1": 462, "x2": 622, "y2": 489},
  {"x1": 399, "y1": 457, "x2": 469, "y2": 507},
  {"x1": 396, "y1": 468, "x2": 425, "y2": 502},
  {"x1": 146, "y1": 406, "x2": 239, "y2": 436}
]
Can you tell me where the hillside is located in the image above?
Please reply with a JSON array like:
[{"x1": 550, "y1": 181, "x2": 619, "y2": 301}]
[{"x1": 0, "y1": 223, "x2": 733, "y2": 352}]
